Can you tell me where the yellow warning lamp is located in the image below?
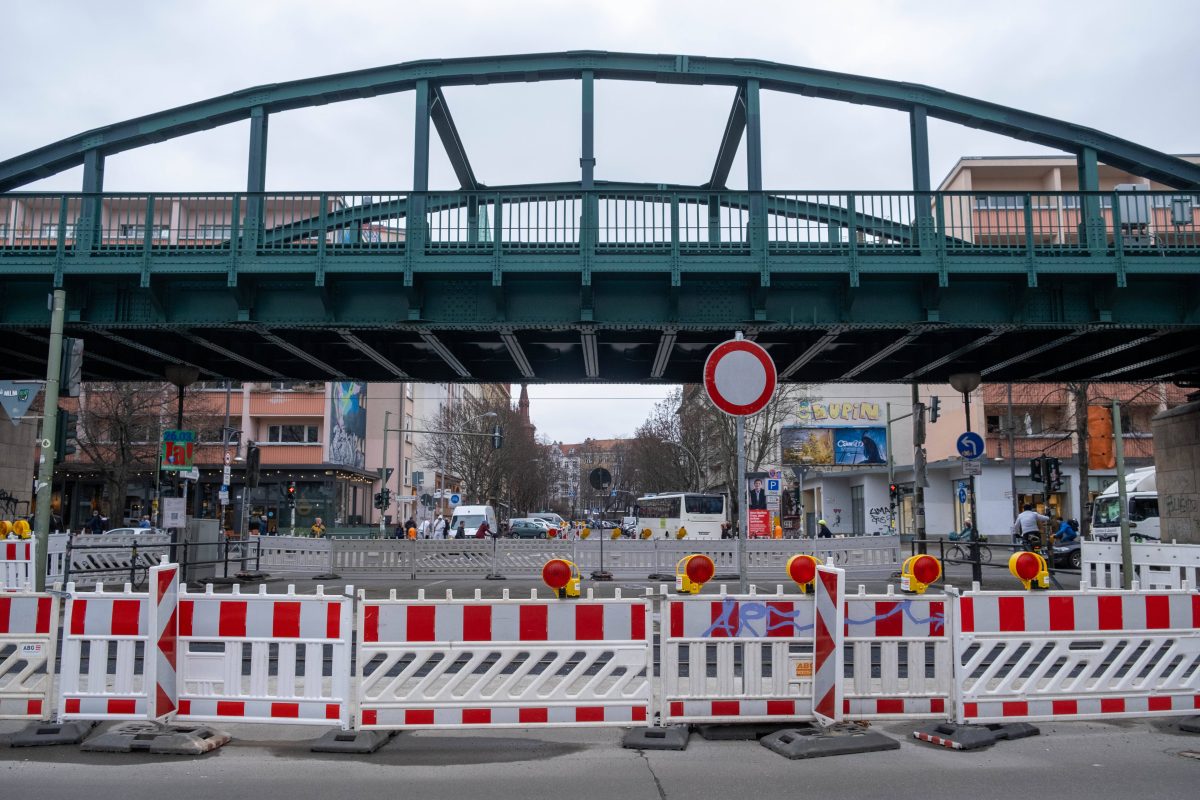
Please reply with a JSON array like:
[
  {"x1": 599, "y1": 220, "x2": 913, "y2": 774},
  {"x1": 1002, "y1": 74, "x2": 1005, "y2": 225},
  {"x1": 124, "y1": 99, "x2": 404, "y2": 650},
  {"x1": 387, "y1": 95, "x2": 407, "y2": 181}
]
[
  {"x1": 611, "y1": 527, "x2": 622, "y2": 540},
  {"x1": 542, "y1": 558, "x2": 581, "y2": 599},
  {"x1": 1008, "y1": 551, "x2": 1049, "y2": 590},
  {"x1": 640, "y1": 528, "x2": 653, "y2": 540},
  {"x1": 675, "y1": 525, "x2": 688, "y2": 540},
  {"x1": 901, "y1": 554, "x2": 942, "y2": 595},
  {"x1": 0, "y1": 520, "x2": 12, "y2": 538},
  {"x1": 13, "y1": 519, "x2": 31, "y2": 539},
  {"x1": 579, "y1": 527, "x2": 591, "y2": 540},
  {"x1": 786, "y1": 553, "x2": 819, "y2": 594},
  {"x1": 675, "y1": 553, "x2": 715, "y2": 594}
]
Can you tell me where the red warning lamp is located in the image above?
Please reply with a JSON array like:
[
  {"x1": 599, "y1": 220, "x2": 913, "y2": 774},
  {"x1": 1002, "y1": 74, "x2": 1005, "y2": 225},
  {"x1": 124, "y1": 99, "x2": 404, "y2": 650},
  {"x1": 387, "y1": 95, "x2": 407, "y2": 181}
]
[
  {"x1": 675, "y1": 553, "x2": 715, "y2": 594},
  {"x1": 901, "y1": 554, "x2": 942, "y2": 594},
  {"x1": 1008, "y1": 551, "x2": 1049, "y2": 590},
  {"x1": 786, "y1": 553, "x2": 819, "y2": 592},
  {"x1": 541, "y1": 558, "x2": 581, "y2": 598}
]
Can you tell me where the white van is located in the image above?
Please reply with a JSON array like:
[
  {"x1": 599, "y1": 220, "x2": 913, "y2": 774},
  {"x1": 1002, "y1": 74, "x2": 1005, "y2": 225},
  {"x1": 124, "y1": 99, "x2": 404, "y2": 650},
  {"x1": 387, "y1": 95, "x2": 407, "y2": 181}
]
[
  {"x1": 1091, "y1": 467, "x2": 1161, "y2": 542},
  {"x1": 451, "y1": 505, "x2": 498, "y2": 538},
  {"x1": 529, "y1": 512, "x2": 566, "y2": 531}
]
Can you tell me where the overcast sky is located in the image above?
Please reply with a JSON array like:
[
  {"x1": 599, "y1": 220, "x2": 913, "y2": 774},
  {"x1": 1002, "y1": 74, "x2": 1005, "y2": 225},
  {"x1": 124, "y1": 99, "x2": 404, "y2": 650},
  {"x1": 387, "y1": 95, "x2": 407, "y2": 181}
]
[{"x1": 3, "y1": 0, "x2": 1197, "y2": 441}]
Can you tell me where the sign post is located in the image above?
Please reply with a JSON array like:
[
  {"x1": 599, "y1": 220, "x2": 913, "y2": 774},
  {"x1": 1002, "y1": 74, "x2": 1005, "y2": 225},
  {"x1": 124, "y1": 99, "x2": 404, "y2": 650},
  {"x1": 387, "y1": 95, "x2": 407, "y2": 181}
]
[
  {"x1": 588, "y1": 467, "x2": 613, "y2": 580},
  {"x1": 703, "y1": 333, "x2": 777, "y2": 594}
]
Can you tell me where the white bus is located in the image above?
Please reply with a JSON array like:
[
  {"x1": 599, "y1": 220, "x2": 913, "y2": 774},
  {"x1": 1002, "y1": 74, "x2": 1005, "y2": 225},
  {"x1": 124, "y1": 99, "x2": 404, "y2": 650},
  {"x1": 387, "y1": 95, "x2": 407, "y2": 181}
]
[{"x1": 635, "y1": 493, "x2": 727, "y2": 540}]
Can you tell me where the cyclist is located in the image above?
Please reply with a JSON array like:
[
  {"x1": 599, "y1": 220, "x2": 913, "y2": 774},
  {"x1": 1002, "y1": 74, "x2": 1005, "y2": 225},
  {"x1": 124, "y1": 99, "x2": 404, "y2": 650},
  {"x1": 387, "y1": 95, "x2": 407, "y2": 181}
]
[
  {"x1": 1012, "y1": 503, "x2": 1049, "y2": 549},
  {"x1": 1052, "y1": 517, "x2": 1078, "y2": 544}
]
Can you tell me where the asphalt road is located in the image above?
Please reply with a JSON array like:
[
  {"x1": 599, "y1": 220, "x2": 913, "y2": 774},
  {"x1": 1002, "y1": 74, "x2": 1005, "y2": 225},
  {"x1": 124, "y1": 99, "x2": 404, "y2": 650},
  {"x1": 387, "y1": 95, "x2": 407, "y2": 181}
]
[{"x1": 2, "y1": 718, "x2": 1197, "y2": 800}]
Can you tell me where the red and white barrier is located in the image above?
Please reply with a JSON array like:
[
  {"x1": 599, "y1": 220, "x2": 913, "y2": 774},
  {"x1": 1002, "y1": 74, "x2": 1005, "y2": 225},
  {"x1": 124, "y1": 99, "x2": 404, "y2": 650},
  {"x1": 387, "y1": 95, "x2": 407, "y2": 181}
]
[
  {"x1": 812, "y1": 563, "x2": 845, "y2": 725},
  {"x1": 843, "y1": 588, "x2": 952, "y2": 720},
  {"x1": 954, "y1": 586, "x2": 1200, "y2": 724},
  {"x1": 661, "y1": 589, "x2": 817, "y2": 725},
  {"x1": 177, "y1": 583, "x2": 353, "y2": 728},
  {"x1": 357, "y1": 588, "x2": 651, "y2": 729},
  {"x1": 60, "y1": 583, "x2": 152, "y2": 720},
  {"x1": 0, "y1": 590, "x2": 59, "y2": 720},
  {"x1": 1, "y1": 539, "x2": 36, "y2": 590}
]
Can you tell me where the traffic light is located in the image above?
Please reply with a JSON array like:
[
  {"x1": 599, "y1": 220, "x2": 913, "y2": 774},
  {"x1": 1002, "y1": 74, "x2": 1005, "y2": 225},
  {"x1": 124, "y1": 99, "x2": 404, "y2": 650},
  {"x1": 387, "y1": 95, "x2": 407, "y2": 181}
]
[
  {"x1": 492, "y1": 424, "x2": 504, "y2": 450},
  {"x1": 792, "y1": 487, "x2": 801, "y2": 509},
  {"x1": 1045, "y1": 457, "x2": 1062, "y2": 490},
  {"x1": 54, "y1": 408, "x2": 79, "y2": 463},
  {"x1": 889, "y1": 483, "x2": 899, "y2": 504},
  {"x1": 380, "y1": 487, "x2": 391, "y2": 510},
  {"x1": 373, "y1": 492, "x2": 383, "y2": 510},
  {"x1": 246, "y1": 442, "x2": 261, "y2": 488},
  {"x1": 286, "y1": 482, "x2": 296, "y2": 508},
  {"x1": 928, "y1": 395, "x2": 940, "y2": 423},
  {"x1": 1029, "y1": 456, "x2": 1044, "y2": 482}
]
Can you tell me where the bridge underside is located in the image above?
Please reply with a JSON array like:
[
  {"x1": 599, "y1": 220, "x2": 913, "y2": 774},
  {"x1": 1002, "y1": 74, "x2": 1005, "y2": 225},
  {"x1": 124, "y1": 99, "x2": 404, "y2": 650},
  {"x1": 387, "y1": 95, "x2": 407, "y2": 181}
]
[{"x1": 1, "y1": 270, "x2": 1197, "y2": 385}]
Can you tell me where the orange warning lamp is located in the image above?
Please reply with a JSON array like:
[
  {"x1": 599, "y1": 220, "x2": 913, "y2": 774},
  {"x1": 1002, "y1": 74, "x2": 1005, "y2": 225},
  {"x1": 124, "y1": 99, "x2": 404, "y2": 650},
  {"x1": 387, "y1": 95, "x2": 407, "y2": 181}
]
[
  {"x1": 901, "y1": 554, "x2": 942, "y2": 594},
  {"x1": 579, "y1": 527, "x2": 591, "y2": 539},
  {"x1": 1008, "y1": 551, "x2": 1049, "y2": 590},
  {"x1": 786, "y1": 553, "x2": 819, "y2": 593},
  {"x1": 675, "y1": 553, "x2": 715, "y2": 594},
  {"x1": 640, "y1": 528, "x2": 653, "y2": 540},
  {"x1": 611, "y1": 527, "x2": 622, "y2": 540},
  {"x1": 12, "y1": 519, "x2": 31, "y2": 539},
  {"x1": 676, "y1": 525, "x2": 688, "y2": 539},
  {"x1": 542, "y1": 558, "x2": 581, "y2": 599}
]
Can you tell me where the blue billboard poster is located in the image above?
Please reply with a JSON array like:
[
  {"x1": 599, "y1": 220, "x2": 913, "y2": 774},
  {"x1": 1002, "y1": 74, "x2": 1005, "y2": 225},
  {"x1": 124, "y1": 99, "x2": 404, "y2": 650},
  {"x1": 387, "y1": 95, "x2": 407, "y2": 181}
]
[{"x1": 833, "y1": 427, "x2": 887, "y2": 465}]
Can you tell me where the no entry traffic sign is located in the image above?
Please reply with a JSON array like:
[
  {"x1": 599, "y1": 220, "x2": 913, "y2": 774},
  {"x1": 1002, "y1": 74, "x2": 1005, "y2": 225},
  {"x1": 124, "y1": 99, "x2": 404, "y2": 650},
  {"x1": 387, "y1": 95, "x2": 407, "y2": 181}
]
[{"x1": 703, "y1": 338, "x2": 777, "y2": 416}]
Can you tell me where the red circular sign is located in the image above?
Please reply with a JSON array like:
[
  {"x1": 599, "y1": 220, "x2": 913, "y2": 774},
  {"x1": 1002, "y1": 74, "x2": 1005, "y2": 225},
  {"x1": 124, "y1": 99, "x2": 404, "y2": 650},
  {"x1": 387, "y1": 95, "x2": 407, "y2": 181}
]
[
  {"x1": 911, "y1": 554, "x2": 942, "y2": 586},
  {"x1": 787, "y1": 554, "x2": 818, "y2": 586},
  {"x1": 703, "y1": 339, "x2": 777, "y2": 416},
  {"x1": 1012, "y1": 552, "x2": 1041, "y2": 581},
  {"x1": 684, "y1": 554, "x2": 716, "y2": 585},
  {"x1": 542, "y1": 559, "x2": 573, "y2": 589}
]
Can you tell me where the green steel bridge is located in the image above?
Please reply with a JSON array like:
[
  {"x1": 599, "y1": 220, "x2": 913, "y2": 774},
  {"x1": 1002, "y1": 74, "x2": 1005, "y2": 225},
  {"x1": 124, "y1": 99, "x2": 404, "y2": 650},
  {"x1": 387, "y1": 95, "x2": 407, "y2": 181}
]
[{"x1": 1, "y1": 52, "x2": 1198, "y2": 385}]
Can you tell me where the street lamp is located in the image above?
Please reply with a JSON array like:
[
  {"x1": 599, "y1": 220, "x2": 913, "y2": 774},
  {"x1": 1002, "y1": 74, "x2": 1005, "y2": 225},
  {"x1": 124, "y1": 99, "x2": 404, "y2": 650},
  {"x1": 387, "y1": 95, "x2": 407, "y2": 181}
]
[{"x1": 949, "y1": 372, "x2": 983, "y2": 584}]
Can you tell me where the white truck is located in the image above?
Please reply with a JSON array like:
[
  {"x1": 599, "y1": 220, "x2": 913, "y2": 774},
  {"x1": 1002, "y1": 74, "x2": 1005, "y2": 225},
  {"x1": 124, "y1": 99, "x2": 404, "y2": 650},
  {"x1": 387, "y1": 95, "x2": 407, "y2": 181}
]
[
  {"x1": 1091, "y1": 467, "x2": 1161, "y2": 542},
  {"x1": 450, "y1": 505, "x2": 498, "y2": 538}
]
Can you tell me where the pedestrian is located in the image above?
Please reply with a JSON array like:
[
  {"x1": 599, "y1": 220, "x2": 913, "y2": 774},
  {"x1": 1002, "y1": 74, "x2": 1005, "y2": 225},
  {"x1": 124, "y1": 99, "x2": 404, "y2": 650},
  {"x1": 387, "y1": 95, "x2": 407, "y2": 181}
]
[
  {"x1": 87, "y1": 510, "x2": 105, "y2": 535},
  {"x1": 1053, "y1": 516, "x2": 1078, "y2": 545},
  {"x1": 455, "y1": 520, "x2": 466, "y2": 539},
  {"x1": 310, "y1": 517, "x2": 326, "y2": 538},
  {"x1": 420, "y1": 518, "x2": 431, "y2": 539},
  {"x1": 139, "y1": 515, "x2": 152, "y2": 529},
  {"x1": 407, "y1": 522, "x2": 417, "y2": 540},
  {"x1": 435, "y1": 514, "x2": 448, "y2": 538},
  {"x1": 817, "y1": 518, "x2": 833, "y2": 538},
  {"x1": 1012, "y1": 503, "x2": 1049, "y2": 548},
  {"x1": 475, "y1": 520, "x2": 490, "y2": 539}
]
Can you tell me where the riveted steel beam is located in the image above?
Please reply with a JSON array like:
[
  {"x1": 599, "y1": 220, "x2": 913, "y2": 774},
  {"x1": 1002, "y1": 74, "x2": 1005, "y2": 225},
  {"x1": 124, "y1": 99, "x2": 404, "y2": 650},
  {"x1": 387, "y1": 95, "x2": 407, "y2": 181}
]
[
  {"x1": 419, "y1": 330, "x2": 471, "y2": 378},
  {"x1": 18, "y1": 331, "x2": 159, "y2": 379},
  {"x1": 706, "y1": 85, "x2": 746, "y2": 190},
  {"x1": 780, "y1": 332, "x2": 840, "y2": 379},
  {"x1": 429, "y1": 86, "x2": 479, "y2": 191},
  {"x1": 499, "y1": 331, "x2": 535, "y2": 380},
  {"x1": 1026, "y1": 332, "x2": 1164, "y2": 380},
  {"x1": 979, "y1": 332, "x2": 1083, "y2": 377},
  {"x1": 839, "y1": 328, "x2": 924, "y2": 380},
  {"x1": 84, "y1": 328, "x2": 219, "y2": 379},
  {"x1": 181, "y1": 330, "x2": 285, "y2": 379},
  {"x1": 1087, "y1": 342, "x2": 1200, "y2": 380},
  {"x1": 581, "y1": 328, "x2": 599, "y2": 378},
  {"x1": 259, "y1": 329, "x2": 346, "y2": 378},
  {"x1": 650, "y1": 329, "x2": 677, "y2": 379},
  {"x1": 4, "y1": 52, "x2": 1199, "y2": 191},
  {"x1": 337, "y1": 330, "x2": 409, "y2": 379},
  {"x1": 902, "y1": 331, "x2": 1000, "y2": 381}
]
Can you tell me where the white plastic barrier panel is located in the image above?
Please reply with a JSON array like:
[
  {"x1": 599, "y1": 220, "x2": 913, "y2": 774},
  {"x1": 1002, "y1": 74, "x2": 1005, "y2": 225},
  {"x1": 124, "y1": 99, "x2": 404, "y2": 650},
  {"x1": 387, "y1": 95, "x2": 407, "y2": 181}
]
[
  {"x1": 357, "y1": 589, "x2": 651, "y2": 729},
  {"x1": 954, "y1": 587, "x2": 1200, "y2": 724},
  {"x1": 0, "y1": 591, "x2": 59, "y2": 719},
  {"x1": 812, "y1": 563, "x2": 845, "y2": 725},
  {"x1": 1084, "y1": 541, "x2": 1200, "y2": 590},
  {"x1": 662, "y1": 589, "x2": 817, "y2": 725},
  {"x1": 842, "y1": 588, "x2": 952, "y2": 720},
  {"x1": 2, "y1": 539, "x2": 36, "y2": 590},
  {"x1": 177, "y1": 584, "x2": 353, "y2": 728}
]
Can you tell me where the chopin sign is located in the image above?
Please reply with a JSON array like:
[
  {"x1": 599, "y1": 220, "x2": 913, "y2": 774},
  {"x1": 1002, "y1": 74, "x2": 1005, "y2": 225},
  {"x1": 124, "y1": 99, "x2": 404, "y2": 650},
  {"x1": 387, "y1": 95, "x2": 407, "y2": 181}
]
[{"x1": 796, "y1": 400, "x2": 881, "y2": 424}]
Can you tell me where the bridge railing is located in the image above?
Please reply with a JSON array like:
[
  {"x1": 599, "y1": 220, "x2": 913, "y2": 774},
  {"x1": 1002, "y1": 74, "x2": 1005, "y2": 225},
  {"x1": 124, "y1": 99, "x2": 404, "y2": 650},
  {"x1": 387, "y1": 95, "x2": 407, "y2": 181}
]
[{"x1": 2, "y1": 190, "x2": 1198, "y2": 258}]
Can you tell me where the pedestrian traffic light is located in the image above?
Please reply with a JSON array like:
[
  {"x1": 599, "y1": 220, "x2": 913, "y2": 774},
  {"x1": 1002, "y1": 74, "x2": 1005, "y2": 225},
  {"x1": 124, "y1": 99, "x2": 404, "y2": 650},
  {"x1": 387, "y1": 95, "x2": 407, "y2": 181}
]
[
  {"x1": 373, "y1": 492, "x2": 383, "y2": 509},
  {"x1": 1029, "y1": 456, "x2": 1044, "y2": 482},
  {"x1": 54, "y1": 408, "x2": 79, "y2": 463},
  {"x1": 492, "y1": 424, "x2": 504, "y2": 450},
  {"x1": 928, "y1": 395, "x2": 940, "y2": 423},
  {"x1": 889, "y1": 483, "x2": 899, "y2": 504},
  {"x1": 246, "y1": 442, "x2": 261, "y2": 488},
  {"x1": 286, "y1": 482, "x2": 296, "y2": 508},
  {"x1": 380, "y1": 487, "x2": 391, "y2": 510},
  {"x1": 1045, "y1": 457, "x2": 1062, "y2": 490}
]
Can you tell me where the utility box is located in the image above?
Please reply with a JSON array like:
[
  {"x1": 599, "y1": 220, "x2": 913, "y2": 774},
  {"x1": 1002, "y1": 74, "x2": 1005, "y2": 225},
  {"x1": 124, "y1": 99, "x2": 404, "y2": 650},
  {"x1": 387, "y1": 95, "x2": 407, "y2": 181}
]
[
  {"x1": 184, "y1": 517, "x2": 221, "y2": 583},
  {"x1": 1115, "y1": 183, "x2": 1151, "y2": 225}
]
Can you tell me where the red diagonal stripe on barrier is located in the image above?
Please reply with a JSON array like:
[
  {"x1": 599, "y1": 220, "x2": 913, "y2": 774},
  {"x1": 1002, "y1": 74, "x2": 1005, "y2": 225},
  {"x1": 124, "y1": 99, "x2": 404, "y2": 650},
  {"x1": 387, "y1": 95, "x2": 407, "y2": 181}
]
[
  {"x1": 156, "y1": 684, "x2": 176, "y2": 716},
  {"x1": 1098, "y1": 595, "x2": 1123, "y2": 630},
  {"x1": 111, "y1": 599, "x2": 141, "y2": 636},
  {"x1": 814, "y1": 687, "x2": 837, "y2": 722},
  {"x1": 219, "y1": 601, "x2": 247, "y2": 637},
  {"x1": 159, "y1": 608, "x2": 178, "y2": 669},
  {"x1": 156, "y1": 567, "x2": 176, "y2": 602},
  {"x1": 520, "y1": 604, "x2": 547, "y2": 641},
  {"x1": 272, "y1": 602, "x2": 301, "y2": 638}
]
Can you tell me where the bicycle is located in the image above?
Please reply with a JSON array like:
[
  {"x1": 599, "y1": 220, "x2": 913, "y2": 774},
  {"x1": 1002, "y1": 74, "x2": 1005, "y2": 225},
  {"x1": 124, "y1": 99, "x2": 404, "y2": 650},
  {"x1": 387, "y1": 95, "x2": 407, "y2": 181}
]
[{"x1": 946, "y1": 534, "x2": 992, "y2": 564}]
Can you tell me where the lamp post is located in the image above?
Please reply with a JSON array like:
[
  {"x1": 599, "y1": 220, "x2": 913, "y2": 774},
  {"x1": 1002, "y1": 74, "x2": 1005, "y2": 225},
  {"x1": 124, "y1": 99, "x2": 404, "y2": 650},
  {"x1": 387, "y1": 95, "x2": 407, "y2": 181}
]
[
  {"x1": 949, "y1": 371, "x2": 983, "y2": 585},
  {"x1": 164, "y1": 365, "x2": 199, "y2": 545}
]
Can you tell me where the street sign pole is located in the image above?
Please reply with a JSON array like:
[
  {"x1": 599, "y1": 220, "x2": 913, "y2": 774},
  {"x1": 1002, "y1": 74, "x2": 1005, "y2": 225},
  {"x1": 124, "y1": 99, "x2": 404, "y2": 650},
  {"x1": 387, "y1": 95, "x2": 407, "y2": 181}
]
[
  {"x1": 736, "y1": 413, "x2": 748, "y2": 594},
  {"x1": 33, "y1": 289, "x2": 66, "y2": 592}
]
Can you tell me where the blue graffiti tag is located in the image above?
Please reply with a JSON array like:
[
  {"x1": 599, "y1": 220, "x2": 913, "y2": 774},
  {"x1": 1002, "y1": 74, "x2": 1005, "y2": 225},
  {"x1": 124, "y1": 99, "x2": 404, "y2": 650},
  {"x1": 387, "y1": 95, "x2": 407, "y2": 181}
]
[{"x1": 700, "y1": 598, "x2": 944, "y2": 638}]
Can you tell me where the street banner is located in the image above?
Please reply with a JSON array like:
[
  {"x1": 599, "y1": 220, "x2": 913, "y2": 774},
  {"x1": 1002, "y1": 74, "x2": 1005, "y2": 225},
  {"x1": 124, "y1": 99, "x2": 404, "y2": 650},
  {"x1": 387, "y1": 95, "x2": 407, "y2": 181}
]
[{"x1": 161, "y1": 429, "x2": 196, "y2": 471}]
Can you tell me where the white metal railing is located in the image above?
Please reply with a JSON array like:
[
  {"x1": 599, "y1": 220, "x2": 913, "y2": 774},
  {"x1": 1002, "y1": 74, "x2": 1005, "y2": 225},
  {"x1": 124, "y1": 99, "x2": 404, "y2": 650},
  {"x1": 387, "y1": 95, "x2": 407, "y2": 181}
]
[{"x1": 1084, "y1": 540, "x2": 1200, "y2": 589}]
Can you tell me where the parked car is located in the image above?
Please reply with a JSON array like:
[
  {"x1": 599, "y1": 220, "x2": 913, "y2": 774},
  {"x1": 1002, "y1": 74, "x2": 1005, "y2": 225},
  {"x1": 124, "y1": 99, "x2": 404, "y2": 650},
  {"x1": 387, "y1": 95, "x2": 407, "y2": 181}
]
[
  {"x1": 508, "y1": 518, "x2": 549, "y2": 539},
  {"x1": 102, "y1": 527, "x2": 164, "y2": 536},
  {"x1": 1051, "y1": 538, "x2": 1083, "y2": 570}
]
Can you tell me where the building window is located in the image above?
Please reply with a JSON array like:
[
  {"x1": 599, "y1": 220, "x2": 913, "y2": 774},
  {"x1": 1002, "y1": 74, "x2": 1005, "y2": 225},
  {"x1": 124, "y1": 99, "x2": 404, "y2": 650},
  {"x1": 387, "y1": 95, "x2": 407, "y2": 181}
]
[
  {"x1": 118, "y1": 224, "x2": 170, "y2": 240},
  {"x1": 973, "y1": 195, "x2": 1024, "y2": 210},
  {"x1": 266, "y1": 424, "x2": 320, "y2": 443},
  {"x1": 41, "y1": 223, "x2": 76, "y2": 239},
  {"x1": 404, "y1": 458, "x2": 411, "y2": 485},
  {"x1": 850, "y1": 485, "x2": 865, "y2": 536},
  {"x1": 405, "y1": 414, "x2": 413, "y2": 443},
  {"x1": 195, "y1": 224, "x2": 232, "y2": 240},
  {"x1": 986, "y1": 415, "x2": 1003, "y2": 434}
]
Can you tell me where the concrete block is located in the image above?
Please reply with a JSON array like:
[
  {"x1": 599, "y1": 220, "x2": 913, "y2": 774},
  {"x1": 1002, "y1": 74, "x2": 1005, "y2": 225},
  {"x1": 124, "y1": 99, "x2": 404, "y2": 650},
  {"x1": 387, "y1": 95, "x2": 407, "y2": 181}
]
[
  {"x1": 310, "y1": 729, "x2": 396, "y2": 754},
  {"x1": 8, "y1": 720, "x2": 97, "y2": 747},
  {"x1": 80, "y1": 721, "x2": 230, "y2": 755},
  {"x1": 622, "y1": 725, "x2": 690, "y2": 750},
  {"x1": 696, "y1": 723, "x2": 798, "y2": 741},
  {"x1": 987, "y1": 722, "x2": 1039, "y2": 741},
  {"x1": 1179, "y1": 716, "x2": 1200, "y2": 734},
  {"x1": 760, "y1": 725, "x2": 899, "y2": 759},
  {"x1": 912, "y1": 722, "x2": 999, "y2": 751}
]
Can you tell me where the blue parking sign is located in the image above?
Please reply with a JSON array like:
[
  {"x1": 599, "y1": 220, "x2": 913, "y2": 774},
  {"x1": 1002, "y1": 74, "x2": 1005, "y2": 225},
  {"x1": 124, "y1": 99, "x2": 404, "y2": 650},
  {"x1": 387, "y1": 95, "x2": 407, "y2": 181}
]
[{"x1": 767, "y1": 479, "x2": 780, "y2": 492}]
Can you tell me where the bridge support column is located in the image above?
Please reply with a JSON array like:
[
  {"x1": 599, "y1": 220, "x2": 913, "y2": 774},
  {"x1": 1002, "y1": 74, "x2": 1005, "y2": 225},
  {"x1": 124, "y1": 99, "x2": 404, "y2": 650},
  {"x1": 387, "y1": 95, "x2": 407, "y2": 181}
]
[
  {"x1": 909, "y1": 105, "x2": 937, "y2": 257},
  {"x1": 78, "y1": 148, "x2": 105, "y2": 254},
  {"x1": 580, "y1": 70, "x2": 597, "y2": 300},
  {"x1": 1077, "y1": 146, "x2": 1107, "y2": 255},
  {"x1": 1152, "y1": 398, "x2": 1200, "y2": 545},
  {"x1": 409, "y1": 80, "x2": 431, "y2": 274},
  {"x1": 244, "y1": 106, "x2": 269, "y2": 255}
]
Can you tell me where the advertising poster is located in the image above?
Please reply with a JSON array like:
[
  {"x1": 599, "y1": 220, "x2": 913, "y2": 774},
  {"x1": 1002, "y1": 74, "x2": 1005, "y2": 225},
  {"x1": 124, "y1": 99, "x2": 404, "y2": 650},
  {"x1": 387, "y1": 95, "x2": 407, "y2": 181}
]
[
  {"x1": 782, "y1": 426, "x2": 887, "y2": 466},
  {"x1": 746, "y1": 473, "x2": 772, "y2": 537},
  {"x1": 329, "y1": 382, "x2": 367, "y2": 468}
]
